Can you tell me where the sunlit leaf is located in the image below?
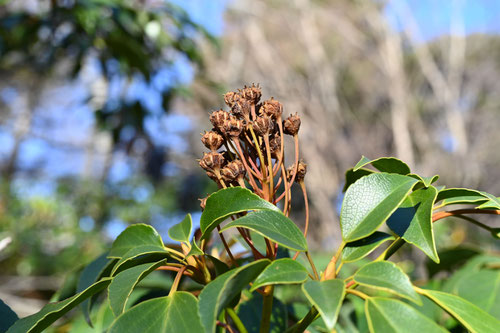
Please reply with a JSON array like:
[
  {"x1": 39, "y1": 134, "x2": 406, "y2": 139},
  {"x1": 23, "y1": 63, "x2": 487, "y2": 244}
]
[
  {"x1": 354, "y1": 156, "x2": 411, "y2": 175},
  {"x1": 251, "y1": 259, "x2": 308, "y2": 291},
  {"x1": 342, "y1": 232, "x2": 394, "y2": 263},
  {"x1": 168, "y1": 214, "x2": 192, "y2": 243},
  {"x1": 108, "y1": 224, "x2": 164, "y2": 259},
  {"x1": 302, "y1": 279, "x2": 346, "y2": 331},
  {"x1": 340, "y1": 173, "x2": 418, "y2": 242}
]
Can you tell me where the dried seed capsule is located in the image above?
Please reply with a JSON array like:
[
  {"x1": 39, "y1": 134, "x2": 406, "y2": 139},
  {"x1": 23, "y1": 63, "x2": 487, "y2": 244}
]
[
  {"x1": 231, "y1": 99, "x2": 251, "y2": 120},
  {"x1": 199, "y1": 152, "x2": 225, "y2": 172},
  {"x1": 283, "y1": 113, "x2": 301, "y2": 135},
  {"x1": 223, "y1": 116, "x2": 244, "y2": 137},
  {"x1": 287, "y1": 160, "x2": 307, "y2": 183},
  {"x1": 239, "y1": 84, "x2": 262, "y2": 104},
  {"x1": 260, "y1": 97, "x2": 283, "y2": 119},
  {"x1": 269, "y1": 134, "x2": 281, "y2": 157},
  {"x1": 224, "y1": 91, "x2": 241, "y2": 108},
  {"x1": 201, "y1": 131, "x2": 224, "y2": 151},
  {"x1": 210, "y1": 109, "x2": 230, "y2": 132},
  {"x1": 221, "y1": 160, "x2": 245, "y2": 182},
  {"x1": 252, "y1": 115, "x2": 274, "y2": 136}
]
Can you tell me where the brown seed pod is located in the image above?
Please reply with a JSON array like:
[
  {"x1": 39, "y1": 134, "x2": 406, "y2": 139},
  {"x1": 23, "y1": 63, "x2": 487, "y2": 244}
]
[
  {"x1": 283, "y1": 113, "x2": 301, "y2": 136},
  {"x1": 221, "y1": 160, "x2": 246, "y2": 182},
  {"x1": 199, "y1": 152, "x2": 225, "y2": 172},
  {"x1": 252, "y1": 115, "x2": 274, "y2": 136},
  {"x1": 287, "y1": 160, "x2": 307, "y2": 183},
  {"x1": 231, "y1": 98, "x2": 251, "y2": 120},
  {"x1": 224, "y1": 91, "x2": 241, "y2": 108},
  {"x1": 210, "y1": 109, "x2": 230, "y2": 132},
  {"x1": 239, "y1": 84, "x2": 262, "y2": 104},
  {"x1": 260, "y1": 97, "x2": 283, "y2": 119},
  {"x1": 201, "y1": 131, "x2": 224, "y2": 151},
  {"x1": 223, "y1": 116, "x2": 244, "y2": 137},
  {"x1": 269, "y1": 134, "x2": 281, "y2": 157}
]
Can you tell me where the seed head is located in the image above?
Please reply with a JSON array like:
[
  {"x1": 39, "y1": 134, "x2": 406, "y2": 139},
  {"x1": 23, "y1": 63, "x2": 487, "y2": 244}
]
[
  {"x1": 221, "y1": 160, "x2": 246, "y2": 182},
  {"x1": 269, "y1": 134, "x2": 281, "y2": 157},
  {"x1": 223, "y1": 116, "x2": 244, "y2": 137},
  {"x1": 239, "y1": 84, "x2": 262, "y2": 104},
  {"x1": 283, "y1": 113, "x2": 301, "y2": 136},
  {"x1": 224, "y1": 91, "x2": 241, "y2": 108},
  {"x1": 201, "y1": 131, "x2": 224, "y2": 151},
  {"x1": 260, "y1": 98, "x2": 282, "y2": 119},
  {"x1": 252, "y1": 115, "x2": 274, "y2": 136},
  {"x1": 199, "y1": 152, "x2": 225, "y2": 172},
  {"x1": 287, "y1": 160, "x2": 307, "y2": 183},
  {"x1": 231, "y1": 98, "x2": 251, "y2": 120},
  {"x1": 210, "y1": 109, "x2": 230, "y2": 132}
]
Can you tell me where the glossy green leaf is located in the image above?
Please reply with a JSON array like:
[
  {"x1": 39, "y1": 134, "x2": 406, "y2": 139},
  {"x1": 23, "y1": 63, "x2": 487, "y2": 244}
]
[
  {"x1": 187, "y1": 238, "x2": 204, "y2": 257},
  {"x1": 342, "y1": 232, "x2": 395, "y2": 262},
  {"x1": 354, "y1": 156, "x2": 411, "y2": 175},
  {"x1": 443, "y1": 254, "x2": 500, "y2": 293},
  {"x1": 409, "y1": 174, "x2": 439, "y2": 188},
  {"x1": 365, "y1": 297, "x2": 447, "y2": 333},
  {"x1": 198, "y1": 259, "x2": 270, "y2": 333},
  {"x1": 168, "y1": 214, "x2": 192, "y2": 243},
  {"x1": 237, "y1": 293, "x2": 287, "y2": 333},
  {"x1": 477, "y1": 192, "x2": 500, "y2": 209},
  {"x1": 456, "y1": 270, "x2": 500, "y2": 318},
  {"x1": 221, "y1": 210, "x2": 308, "y2": 252},
  {"x1": 343, "y1": 167, "x2": 374, "y2": 192},
  {"x1": 251, "y1": 259, "x2": 308, "y2": 291},
  {"x1": 354, "y1": 262, "x2": 420, "y2": 304},
  {"x1": 7, "y1": 278, "x2": 111, "y2": 333},
  {"x1": 108, "y1": 260, "x2": 166, "y2": 317},
  {"x1": 200, "y1": 187, "x2": 280, "y2": 239},
  {"x1": 387, "y1": 186, "x2": 439, "y2": 263},
  {"x1": 302, "y1": 279, "x2": 346, "y2": 330},
  {"x1": 111, "y1": 245, "x2": 169, "y2": 276},
  {"x1": 108, "y1": 224, "x2": 164, "y2": 259},
  {"x1": 340, "y1": 173, "x2": 418, "y2": 242},
  {"x1": 108, "y1": 292, "x2": 203, "y2": 333},
  {"x1": 435, "y1": 188, "x2": 488, "y2": 206},
  {"x1": 77, "y1": 253, "x2": 115, "y2": 327},
  {"x1": 419, "y1": 289, "x2": 500, "y2": 333},
  {"x1": 0, "y1": 299, "x2": 18, "y2": 333}
]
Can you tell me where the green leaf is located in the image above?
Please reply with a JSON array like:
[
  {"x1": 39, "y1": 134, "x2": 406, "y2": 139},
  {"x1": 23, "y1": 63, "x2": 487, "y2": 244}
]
[
  {"x1": 409, "y1": 174, "x2": 439, "y2": 188},
  {"x1": 353, "y1": 262, "x2": 421, "y2": 304},
  {"x1": 108, "y1": 224, "x2": 164, "y2": 259},
  {"x1": 456, "y1": 270, "x2": 500, "y2": 318},
  {"x1": 365, "y1": 298, "x2": 447, "y2": 333},
  {"x1": 108, "y1": 260, "x2": 166, "y2": 317},
  {"x1": 386, "y1": 186, "x2": 439, "y2": 263},
  {"x1": 250, "y1": 259, "x2": 308, "y2": 291},
  {"x1": 108, "y1": 292, "x2": 203, "y2": 333},
  {"x1": 200, "y1": 187, "x2": 280, "y2": 238},
  {"x1": 342, "y1": 232, "x2": 395, "y2": 262},
  {"x1": 477, "y1": 192, "x2": 500, "y2": 210},
  {"x1": 435, "y1": 188, "x2": 488, "y2": 206},
  {"x1": 340, "y1": 173, "x2": 418, "y2": 242},
  {"x1": 302, "y1": 279, "x2": 346, "y2": 331},
  {"x1": 354, "y1": 156, "x2": 411, "y2": 175},
  {"x1": 198, "y1": 259, "x2": 270, "y2": 333},
  {"x1": 0, "y1": 299, "x2": 18, "y2": 333},
  {"x1": 187, "y1": 238, "x2": 204, "y2": 257},
  {"x1": 168, "y1": 214, "x2": 192, "y2": 243},
  {"x1": 419, "y1": 289, "x2": 500, "y2": 333},
  {"x1": 237, "y1": 293, "x2": 287, "y2": 333},
  {"x1": 220, "y1": 210, "x2": 308, "y2": 252},
  {"x1": 77, "y1": 253, "x2": 115, "y2": 327},
  {"x1": 111, "y1": 245, "x2": 169, "y2": 276},
  {"x1": 7, "y1": 278, "x2": 111, "y2": 333},
  {"x1": 343, "y1": 167, "x2": 374, "y2": 192}
]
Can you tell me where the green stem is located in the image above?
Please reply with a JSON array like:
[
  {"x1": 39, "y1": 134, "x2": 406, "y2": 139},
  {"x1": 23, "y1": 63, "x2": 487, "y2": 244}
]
[
  {"x1": 375, "y1": 237, "x2": 405, "y2": 261},
  {"x1": 285, "y1": 307, "x2": 319, "y2": 333},
  {"x1": 346, "y1": 289, "x2": 368, "y2": 300},
  {"x1": 260, "y1": 286, "x2": 275, "y2": 333},
  {"x1": 306, "y1": 251, "x2": 320, "y2": 280},
  {"x1": 226, "y1": 308, "x2": 248, "y2": 333}
]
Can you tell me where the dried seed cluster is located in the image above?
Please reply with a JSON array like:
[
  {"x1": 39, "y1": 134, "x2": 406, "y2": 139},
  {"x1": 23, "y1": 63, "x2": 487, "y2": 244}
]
[{"x1": 198, "y1": 84, "x2": 306, "y2": 212}]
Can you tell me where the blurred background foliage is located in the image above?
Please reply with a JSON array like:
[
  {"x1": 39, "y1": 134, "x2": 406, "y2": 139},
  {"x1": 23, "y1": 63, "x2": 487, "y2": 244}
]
[{"x1": 1, "y1": 0, "x2": 500, "y2": 322}]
